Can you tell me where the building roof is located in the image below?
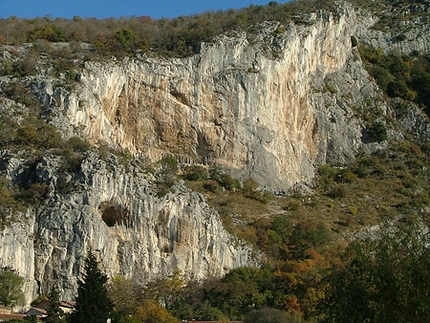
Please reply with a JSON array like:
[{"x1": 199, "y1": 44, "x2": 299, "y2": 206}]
[
  {"x1": 0, "y1": 313, "x2": 26, "y2": 321},
  {"x1": 25, "y1": 307, "x2": 48, "y2": 316}
]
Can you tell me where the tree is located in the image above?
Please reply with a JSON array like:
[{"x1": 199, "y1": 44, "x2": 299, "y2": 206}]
[
  {"x1": 204, "y1": 266, "x2": 272, "y2": 319},
  {"x1": 244, "y1": 307, "x2": 300, "y2": 323},
  {"x1": 366, "y1": 121, "x2": 387, "y2": 143},
  {"x1": 194, "y1": 302, "x2": 228, "y2": 321},
  {"x1": 133, "y1": 300, "x2": 177, "y2": 323},
  {"x1": 43, "y1": 287, "x2": 64, "y2": 323},
  {"x1": 0, "y1": 267, "x2": 25, "y2": 308},
  {"x1": 319, "y1": 221, "x2": 430, "y2": 323},
  {"x1": 69, "y1": 250, "x2": 114, "y2": 323},
  {"x1": 114, "y1": 29, "x2": 135, "y2": 51},
  {"x1": 107, "y1": 275, "x2": 141, "y2": 316},
  {"x1": 142, "y1": 270, "x2": 186, "y2": 311}
]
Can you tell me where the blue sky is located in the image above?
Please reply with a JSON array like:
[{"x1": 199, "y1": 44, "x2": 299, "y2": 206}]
[{"x1": 1, "y1": 1, "x2": 288, "y2": 19}]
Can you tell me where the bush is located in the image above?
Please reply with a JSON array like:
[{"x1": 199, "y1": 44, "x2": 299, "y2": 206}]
[
  {"x1": 61, "y1": 148, "x2": 84, "y2": 173},
  {"x1": 0, "y1": 178, "x2": 19, "y2": 228},
  {"x1": 19, "y1": 182, "x2": 49, "y2": 204},
  {"x1": 201, "y1": 180, "x2": 218, "y2": 193},
  {"x1": 14, "y1": 122, "x2": 64, "y2": 149},
  {"x1": 182, "y1": 165, "x2": 208, "y2": 181},
  {"x1": 366, "y1": 122, "x2": 387, "y2": 142},
  {"x1": 243, "y1": 178, "x2": 272, "y2": 204},
  {"x1": 242, "y1": 178, "x2": 258, "y2": 198},
  {"x1": 327, "y1": 185, "x2": 347, "y2": 199},
  {"x1": 159, "y1": 155, "x2": 178, "y2": 176},
  {"x1": 156, "y1": 181, "x2": 175, "y2": 197},
  {"x1": 317, "y1": 164, "x2": 337, "y2": 191},
  {"x1": 13, "y1": 55, "x2": 38, "y2": 76},
  {"x1": 351, "y1": 35, "x2": 358, "y2": 47},
  {"x1": 67, "y1": 136, "x2": 91, "y2": 152},
  {"x1": 387, "y1": 79, "x2": 415, "y2": 100},
  {"x1": 209, "y1": 167, "x2": 240, "y2": 191},
  {"x1": 370, "y1": 66, "x2": 393, "y2": 92},
  {"x1": 244, "y1": 307, "x2": 300, "y2": 323}
]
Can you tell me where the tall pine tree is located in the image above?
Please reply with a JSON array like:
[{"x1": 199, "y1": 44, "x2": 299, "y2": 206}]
[
  {"x1": 44, "y1": 287, "x2": 64, "y2": 323},
  {"x1": 69, "y1": 250, "x2": 113, "y2": 323}
]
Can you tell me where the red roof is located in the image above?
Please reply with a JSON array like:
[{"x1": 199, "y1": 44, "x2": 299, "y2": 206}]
[{"x1": 0, "y1": 313, "x2": 26, "y2": 321}]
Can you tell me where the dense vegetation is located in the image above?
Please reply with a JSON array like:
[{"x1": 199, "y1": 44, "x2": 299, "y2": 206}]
[
  {"x1": 0, "y1": 0, "x2": 335, "y2": 59},
  {"x1": 1, "y1": 0, "x2": 430, "y2": 322},
  {"x1": 360, "y1": 46, "x2": 430, "y2": 116},
  {"x1": 0, "y1": 267, "x2": 25, "y2": 308}
]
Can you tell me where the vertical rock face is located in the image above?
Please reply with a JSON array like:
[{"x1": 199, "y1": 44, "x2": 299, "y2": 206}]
[
  {"x1": 0, "y1": 210, "x2": 36, "y2": 303},
  {"x1": 38, "y1": 3, "x2": 371, "y2": 190},
  {"x1": 5, "y1": 1, "x2": 425, "y2": 304},
  {"x1": 0, "y1": 152, "x2": 257, "y2": 303}
]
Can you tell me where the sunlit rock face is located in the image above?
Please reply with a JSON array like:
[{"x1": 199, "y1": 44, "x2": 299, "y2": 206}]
[
  {"x1": 0, "y1": 151, "x2": 257, "y2": 303},
  {"x1": 5, "y1": 0, "x2": 428, "y2": 304},
  {"x1": 37, "y1": 2, "x2": 372, "y2": 190}
]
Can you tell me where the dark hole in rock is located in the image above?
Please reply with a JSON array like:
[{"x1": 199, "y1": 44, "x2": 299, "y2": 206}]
[{"x1": 99, "y1": 202, "x2": 129, "y2": 227}]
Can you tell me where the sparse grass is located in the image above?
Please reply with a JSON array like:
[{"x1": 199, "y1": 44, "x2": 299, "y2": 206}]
[{"x1": 180, "y1": 137, "x2": 430, "y2": 254}]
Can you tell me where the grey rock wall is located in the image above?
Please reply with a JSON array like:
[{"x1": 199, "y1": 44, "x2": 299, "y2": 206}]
[
  {"x1": 33, "y1": 2, "x2": 369, "y2": 190},
  {"x1": 2, "y1": 0, "x2": 430, "y2": 304},
  {"x1": 0, "y1": 151, "x2": 257, "y2": 303}
]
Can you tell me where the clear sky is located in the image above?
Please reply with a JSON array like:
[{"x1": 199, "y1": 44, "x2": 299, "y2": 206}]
[{"x1": 1, "y1": 1, "x2": 288, "y2": 20}]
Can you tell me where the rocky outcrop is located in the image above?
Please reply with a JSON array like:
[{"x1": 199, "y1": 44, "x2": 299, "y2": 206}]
[
  {"x1": 355, "y1": 0, "x2": 430, "y2": 54},
  {"x1": 32, "y1": 2, "x2": 377, "y2": 190},
  {"x1": 2, "y1": 0, "x2": 429, "y2": 305},
  {"x1": 0, "y1": 151, "x2": 257, "y2": 303}
]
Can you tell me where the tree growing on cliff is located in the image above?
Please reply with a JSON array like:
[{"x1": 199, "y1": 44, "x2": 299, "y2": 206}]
[{"x1": 69, "y1": 250, "x2": 113, "y2": 323}]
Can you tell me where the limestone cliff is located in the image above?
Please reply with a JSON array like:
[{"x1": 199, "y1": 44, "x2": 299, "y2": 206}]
[
  {"x1": 34, "y1": 2, "x2": 374, "y2": 189},
  {"x1": 0, "y1": 151, "x2": 256, "y2": 303},
  {"x1": 1, "y1": 0, "x2": 429, "y2": 305}
]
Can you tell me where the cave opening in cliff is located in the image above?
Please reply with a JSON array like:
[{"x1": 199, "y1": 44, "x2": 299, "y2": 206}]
[{"x1": 98, "y1": 202, "x2": 129, "y2": 227}]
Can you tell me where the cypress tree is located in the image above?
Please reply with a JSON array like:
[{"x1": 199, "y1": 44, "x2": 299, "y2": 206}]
[
  {"x1": 44, "y1": 287, "x2": 64, "y2": 323},
  {"x1": 69, "y1": 250, "x2": 113, "y2": 323}
]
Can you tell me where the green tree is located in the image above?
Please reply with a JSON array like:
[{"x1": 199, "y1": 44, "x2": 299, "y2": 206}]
[
  {"x1": 0, "y1": 267, "x2": 25, "y2": 308},
  {"x1": 244, "y1": 307, "x2": 300, "y2": 323},
  {"x1": 319, "y1": 221, "x2": 430, "y2": 323},
  {"x1": 143, "y1": 270, "x2": 185, "y2": 311},
  {"x1": 114, "y1": 29, "x2": 135, "y2": 51},
  {"x1": 204, "y1": 266, "x2": 272, "y2": 319},
  {"x1": 107, "y1": 275, "x2": 140, "y2": 316},
  {"x1": 69, "y1": 250, "x2": 114, "y2": 323},
  {"x1": 43, "y1": 287, "x2": 64, "y2": 323},
  {"x1": 387, "y1": 79, "x2": 412, "y2": 99},
  {"x1": 366, "y1": 121, "x2": 387, "y2": 142},
  {"x1": 133, "y1": 300, "x2": 177, "y2": 323},
  {"x1": 194, "y1": 302, "x2": 228, "y2": 321}
]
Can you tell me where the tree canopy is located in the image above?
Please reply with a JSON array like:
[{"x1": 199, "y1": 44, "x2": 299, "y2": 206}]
[
  {"x1": 43, "y1": 287, "x2": 65, "y2": 323},
  {"x1": 319, "y1": 221, "x2": 430, "y2": 323},
  {"x1": 0, "y1": 267, "x2": 24, "y2": 308},
  {"x1": 69, "y1": 250, "x2": 113, "y2": 323}
]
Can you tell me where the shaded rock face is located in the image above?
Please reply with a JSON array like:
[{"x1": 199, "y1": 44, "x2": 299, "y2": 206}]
[
  {"x1": 0, "y1": 152, "x2": 256, "y2": 303},
  {"x1": 35, "y1": 3, "x2": 374, "y2": 190}
]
